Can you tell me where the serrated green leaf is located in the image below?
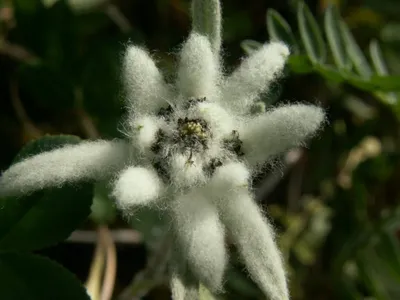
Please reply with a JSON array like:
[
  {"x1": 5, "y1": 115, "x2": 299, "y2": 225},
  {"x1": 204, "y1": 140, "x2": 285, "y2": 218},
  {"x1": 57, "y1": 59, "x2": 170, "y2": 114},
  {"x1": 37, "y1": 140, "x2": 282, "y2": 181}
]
[
  {"x1": 324, "y1": 5, "x2": 351, "y2": 70},
  {"x1": 340, "y1": 20, "x2": 373, "y2": 78},
  {"x1": 266, "y1": 9, "x2": 298, "y2": 53},
  {"x1": 0, "y1": 252, "x2": 90, "y2": 300},
  {"x1": 297, "y1": 1, "x2": 326, "y2": 64},
  {"x1": 240, "y1": 39, "x2": 262, "y2": 55},
  {"x1": 191, "y1": 0, "x2": 221, "y2": 54},
  {"x1": 0, "y1": 135, "x2": 93, "y2": 252}
]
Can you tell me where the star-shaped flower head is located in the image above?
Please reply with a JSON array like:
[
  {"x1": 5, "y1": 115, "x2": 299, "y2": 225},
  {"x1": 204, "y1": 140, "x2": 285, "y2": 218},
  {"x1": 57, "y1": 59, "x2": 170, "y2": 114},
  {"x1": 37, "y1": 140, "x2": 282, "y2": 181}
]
[{"x1": 0, "y1": 0, "x2": 325, "y2": 299}]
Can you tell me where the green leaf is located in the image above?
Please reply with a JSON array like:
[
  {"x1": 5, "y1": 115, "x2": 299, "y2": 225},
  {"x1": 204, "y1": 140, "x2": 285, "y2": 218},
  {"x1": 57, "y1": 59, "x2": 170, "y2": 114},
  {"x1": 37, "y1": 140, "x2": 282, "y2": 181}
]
[
  {"x1": 0, "y1": 135, "x2": 93, "y2": 252},
  {"x1": 240, "y1": 39, "x2": 262, "y2": 55},
  {"x1": 370, "y1": 75, "x2": 400, "y2": 91},
  {"x1": 369, "y1": 40, "x2": 389, "y2": 75},
  {"x1": 266, "y1": 9, "x2": 298, "y2": 53},
  {"x1": 357, "y1": 248, "x2": 399, "y2": 300},
  {"x1": 191, "y1": 0, "x2": 222, "y2": 54},
  {"x1": 340, "y1": 20, "x2": 373, "y2": 78},
  {"x1": 324, "y1": 5, "x2": 351, "y2": 70},
  {"x1": 130, "y1": 207, "x2": 167, "y2": 250},
  {"x1": 90, "y1": 182, "x2": 116, "y2": 225},
  {"x1": 336, "y1": 274, "x2": 364, "y2": 300},
  {"x1": 375, "y1": 231, "x2": 400, "y2": 282},
  {"x1": 288, "y1": 55, "x2": 313, "y2": 73},
  {"x1": 0, "y1": 252, "x2": 90, "y2": 300},
  {"x1": 316, "y1": 64, "x2": 345, "y2": 83},
  {"x1": 381, "y1": 23, "x2": 400, "y2": 43},
  {"x1": 225, "y1": 266, "x2": 263, "y2": 298},
  {"x1": 297, "y1": 1, "x2": 326, "y2": 64},
  {"x1": 369, "y1": 41, "x2": 398, "y2": 103},
  {"x1": 343, "y1": 74, "x2": 378, "y2": 91}
]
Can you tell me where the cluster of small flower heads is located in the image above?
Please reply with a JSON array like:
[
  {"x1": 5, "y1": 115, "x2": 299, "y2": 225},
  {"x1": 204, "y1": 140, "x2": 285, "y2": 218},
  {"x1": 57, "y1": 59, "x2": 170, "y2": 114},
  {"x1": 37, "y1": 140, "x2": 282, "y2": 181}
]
[{"x1": 148, "y1": 96, "x2": 246, "y2": 180}]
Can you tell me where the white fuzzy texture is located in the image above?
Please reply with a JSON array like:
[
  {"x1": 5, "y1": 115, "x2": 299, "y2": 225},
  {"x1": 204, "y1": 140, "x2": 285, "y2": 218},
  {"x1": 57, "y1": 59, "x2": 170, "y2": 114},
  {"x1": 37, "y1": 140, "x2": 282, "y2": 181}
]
[
  {"x1": 124, "y1": 46, "x2": 170, "y2": 114},
  {"x1": 196, "y1": 102, "x2": 234, "y2": 138},
  {"x1": 208, "y1": 162, "x2": 250, "y2": 196},
  {"x1": 170, "y1": 273, "x2": 186, "y2": 300},
  {"x1": 169, "y1": 154, "x2": 206, "y2": 189},
  {"x1": 191, "y1": 0, "x2": 222, "y2": 55},
  {"x1": 222, "y1": 42, "x2": 289, "y2": 112},
  {"x1": 220, "y1": 191, "x2": 289, "y2": 300},
  {"x1": 0, "y1": 2, "x2": 328, "y2": 297},
  {"x1": 130, "y1": 116, "x2": 161, "y2": 156},
  {"x1": 241, "y1": 104, "x2": 325, "y2": 166},
  {"x1": 209, "y1": 163, "x2": 289, "y2": 300},
  {"x1": 170, "y1": 272, "x2": 198, "y2": 300},
  {"x1": 171, "y1": 191, "x2": 226, "y2": 292},
  {"x1": 170, "y1": 247, "x2": 199, "y2": 300},
  {"x1": 112, "y1": 167, "x2": 163, "y2": 210},
  {"x1": 0, "y1": 140, "x2": 129, "y2": 198},
  {"x1": 177, "y1": 33, "x2": 218, "y2": 99}
]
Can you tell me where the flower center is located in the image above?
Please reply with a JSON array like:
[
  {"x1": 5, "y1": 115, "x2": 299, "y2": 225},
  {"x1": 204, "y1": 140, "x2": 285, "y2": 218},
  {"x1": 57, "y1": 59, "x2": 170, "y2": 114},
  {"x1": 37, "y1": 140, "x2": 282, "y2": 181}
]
[
  {"x1": 177, "y1": 117, "x2": 210, "y2": 152},
  {"x1": 150, "y1": 97, "x2": 244, "y2": 181}
]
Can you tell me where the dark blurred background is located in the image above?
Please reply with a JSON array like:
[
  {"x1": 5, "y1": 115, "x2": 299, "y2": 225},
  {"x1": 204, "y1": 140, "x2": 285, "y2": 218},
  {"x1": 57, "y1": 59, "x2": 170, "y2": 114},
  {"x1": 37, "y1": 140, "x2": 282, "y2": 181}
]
[{"x1": 1, "y1": 0, "x2": 400, "y2": 299}]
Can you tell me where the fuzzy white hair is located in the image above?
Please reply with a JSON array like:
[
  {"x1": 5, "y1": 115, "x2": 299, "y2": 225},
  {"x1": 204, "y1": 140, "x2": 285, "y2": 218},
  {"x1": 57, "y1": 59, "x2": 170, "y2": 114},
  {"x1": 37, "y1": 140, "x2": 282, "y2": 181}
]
[{"x1": 0, "y1": 0, "x2": 327, "y2": 299}]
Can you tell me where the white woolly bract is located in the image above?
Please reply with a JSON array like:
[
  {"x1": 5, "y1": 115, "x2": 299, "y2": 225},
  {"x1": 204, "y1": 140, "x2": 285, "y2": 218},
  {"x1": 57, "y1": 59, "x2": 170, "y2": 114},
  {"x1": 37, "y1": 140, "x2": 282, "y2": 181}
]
[
  {"x1": 0, "y1": 2, "x2": 327, "y2": 297},
  {"x1": 130, "y1": 116, "x2": 161, "y2": 157},
  {"x1": 170, "y1": 191, "x2": 227, "y2": 292},
  {"x1": 191, "y1": 0, "x2": 222, "y2": 55},
  {"x1": 216, "y1": 190, "x2": 289, "y2": 300},
  {"x1": 208, "y1": 162, "x2": 250, "y2": 196},
  {"x1": 207, "y1": 162, "x2": 289, "y2": 299},
  {"x1": 123, "y1": 46, "x2": 170, "y2": 114},
  {"x1": 177, "y1": 33, "x2": 218, "y2": 99},
  {"x1": 0, "y1": 140, "x2": 130, "y2": 198},
  {"x1": 170, "y1": 273, "x2": 186, "y2": 300},
  {"x1": 170, "y1": 272, "x2": 198, "y2": 300},
  {"x1": 169, "y1": 246, "x2": 200, "y2": 300},
  {"x1": 112, "y1": 167, "x2": 163, "y2": 210},
  {"x1": 221, "y1": 42, "x2": 289, "y2": 112},
  {"x1": 169, "y1": 154, "x2": 206, "y2": 189},
  {"x1": 241, "y1": 104, "x2": 325, "y2": 166},
  {"x1": 196, "y1": 102, "x2": 234, "y2": 138}
]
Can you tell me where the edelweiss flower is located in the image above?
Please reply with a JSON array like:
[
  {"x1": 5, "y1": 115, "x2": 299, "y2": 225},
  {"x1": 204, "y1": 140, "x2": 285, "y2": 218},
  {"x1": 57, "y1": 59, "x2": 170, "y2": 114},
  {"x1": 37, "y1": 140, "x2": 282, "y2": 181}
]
[{"x1": 0, "y1": 1, "x2": 325, "y2": 299}]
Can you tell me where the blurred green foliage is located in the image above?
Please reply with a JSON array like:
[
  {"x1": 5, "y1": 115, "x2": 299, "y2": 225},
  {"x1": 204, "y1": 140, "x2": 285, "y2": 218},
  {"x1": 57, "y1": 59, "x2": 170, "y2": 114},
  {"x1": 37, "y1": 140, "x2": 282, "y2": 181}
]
[{"x1": 0, "y1": 0, "x2": 400, "y2": 299}]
